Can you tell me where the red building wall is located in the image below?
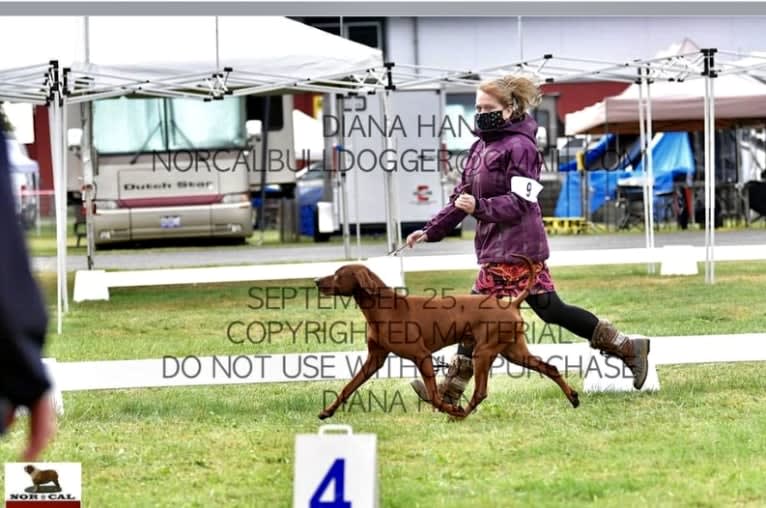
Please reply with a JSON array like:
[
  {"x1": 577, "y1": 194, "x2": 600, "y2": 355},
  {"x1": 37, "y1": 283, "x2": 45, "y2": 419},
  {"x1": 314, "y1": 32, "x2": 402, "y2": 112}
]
[
  {"x1": 541, "y1": 81, "x2": 630, "y2": 123},
  {"x1": 25, "y1": 106, "x2": 53, "y2": 192}
]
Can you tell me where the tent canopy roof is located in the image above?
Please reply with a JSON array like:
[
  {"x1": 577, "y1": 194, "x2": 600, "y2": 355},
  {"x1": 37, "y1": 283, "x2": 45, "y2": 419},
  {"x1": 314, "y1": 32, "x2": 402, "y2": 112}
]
[
  {"x1": 565, "y1": 39, "x2": 766, "y2": 135},
  {"x1": 0, "y1": 16, "x2": 385, "y2": 104}
]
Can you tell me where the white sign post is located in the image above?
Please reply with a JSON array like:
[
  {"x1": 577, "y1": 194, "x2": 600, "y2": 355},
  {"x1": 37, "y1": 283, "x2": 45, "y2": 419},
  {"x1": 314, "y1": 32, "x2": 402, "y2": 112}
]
[{"x1": 294, "y1": 425, "x2": 378, "y2": 508}]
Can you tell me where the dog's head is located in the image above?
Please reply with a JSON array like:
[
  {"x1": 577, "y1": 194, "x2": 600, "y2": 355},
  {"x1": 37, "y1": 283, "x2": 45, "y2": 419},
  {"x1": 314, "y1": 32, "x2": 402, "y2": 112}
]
[
  {"x1": 315, "y1": 264, "x2": 388, "y2": 296},
  {"x1": 24, "y1": 465, "x2": 35, "y2": 475}
]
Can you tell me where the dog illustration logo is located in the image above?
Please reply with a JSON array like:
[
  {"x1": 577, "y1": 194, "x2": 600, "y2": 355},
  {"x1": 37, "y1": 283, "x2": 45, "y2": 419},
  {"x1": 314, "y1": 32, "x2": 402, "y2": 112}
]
[
  {"x1": 4, "y1": 462, "x2": 81, "y2": 506},
  {"x1": 23, "y1": 465, "x2": 61, "y2": 494}
]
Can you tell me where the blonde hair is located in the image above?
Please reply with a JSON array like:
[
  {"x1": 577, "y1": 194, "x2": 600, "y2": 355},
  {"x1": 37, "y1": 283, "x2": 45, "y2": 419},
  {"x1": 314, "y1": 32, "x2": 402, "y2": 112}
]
[{"x1": 478, "y1": 74, "x2": 542, "y2": 119}]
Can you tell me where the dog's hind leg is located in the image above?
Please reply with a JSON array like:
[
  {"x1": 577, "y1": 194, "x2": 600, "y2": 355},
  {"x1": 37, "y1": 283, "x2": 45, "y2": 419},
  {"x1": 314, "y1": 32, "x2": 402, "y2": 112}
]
[
  {"x1": 502, "y1": 344, "x2": 580, "y2": 408},
  {"x1": 319, "y1": 342, "x2": 388, "y2": 420},
  {"x1": 413, "y1": 353, "x2": 466, "y2": 418}
]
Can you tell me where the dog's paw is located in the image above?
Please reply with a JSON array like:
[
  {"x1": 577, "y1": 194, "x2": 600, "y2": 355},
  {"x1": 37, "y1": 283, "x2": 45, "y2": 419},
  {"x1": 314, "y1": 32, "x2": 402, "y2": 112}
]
[
  {"x1": 569, "y1": 391, "x2": 580, "y2": 409},
  {"x1": 318, "y1": 411, "x2": 332, "y2": 420},
  {"x1": 447, "y1": 405, "x2": 467, "y2": 419}
]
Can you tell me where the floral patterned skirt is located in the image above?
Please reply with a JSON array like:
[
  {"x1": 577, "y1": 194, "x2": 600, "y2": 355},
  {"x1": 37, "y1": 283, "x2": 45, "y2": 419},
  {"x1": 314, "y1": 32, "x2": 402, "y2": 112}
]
[{"x1": 472, "y1": 261, "x2": 556, "y2": 298}]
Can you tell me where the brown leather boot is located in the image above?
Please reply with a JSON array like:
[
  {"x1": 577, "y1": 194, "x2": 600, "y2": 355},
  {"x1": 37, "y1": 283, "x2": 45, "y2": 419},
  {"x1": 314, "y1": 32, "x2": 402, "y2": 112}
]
[
  {"x1": 410, "y1": 353, "x2": 473, "y2": 405},
  {"x1": 591, "y1": 319, "x2": 651, "y2": 390}
]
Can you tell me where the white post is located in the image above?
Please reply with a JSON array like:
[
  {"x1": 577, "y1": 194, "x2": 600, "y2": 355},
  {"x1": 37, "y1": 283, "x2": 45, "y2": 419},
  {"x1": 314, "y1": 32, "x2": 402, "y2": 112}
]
[
  {"x1": 382, "y1": 90, "x2": 397, "y2": 253},
  {"x1": 704, "y1": 66, "x2": 711, "y2": 283},
  {"x1": 645, "y1": 69, "x2": 656, "y2": 274},
  {"x1": 48, "y1": 96, "x2": 63, "y2": 334},
  {"x1": 60, "y1": 99, "x2": 69, "y2": 313},
  {"x1": 82, "y1": 101, "x2": 96, "y2": 269},
  {"x1": 337, "y1": 95, "x2": 351, "y2": 260},
  {"x1": 709, "y1": 72, "x2": 716, "y2": 284},
  {"x1": 637, "y1": 69, "x2": 651, "y2": 273},
  {"x1": 702, "y1": 49, "x2": 717, "y2": 285},
  {"x1": 83, "y1": 15, "x2": 97, "y2": 270}
]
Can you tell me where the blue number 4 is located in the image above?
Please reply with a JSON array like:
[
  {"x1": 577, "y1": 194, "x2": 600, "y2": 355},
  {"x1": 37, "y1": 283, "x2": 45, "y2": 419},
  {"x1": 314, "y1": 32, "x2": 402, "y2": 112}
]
[{"x1": 310, "y1": 458, "x2": 352, "y2": 508}]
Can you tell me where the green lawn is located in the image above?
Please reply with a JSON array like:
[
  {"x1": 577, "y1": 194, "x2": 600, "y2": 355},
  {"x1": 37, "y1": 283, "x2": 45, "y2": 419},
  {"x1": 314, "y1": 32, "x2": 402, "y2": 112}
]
[{"x1": 2, "y1": 262, "x2": 766, "y2": 507}]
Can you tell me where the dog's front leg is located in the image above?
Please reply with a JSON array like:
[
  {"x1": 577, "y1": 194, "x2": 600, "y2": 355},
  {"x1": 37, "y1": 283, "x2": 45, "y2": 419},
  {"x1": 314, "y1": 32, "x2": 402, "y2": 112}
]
[
  {"x1": 318, "y1": 344, "x2": 388, "y2": 420},
  {"x1": 461, "y1": 352, "x2": 494, "y2": 417},
  {"x1": 414, "y1": 354, "x2": 466, "y2": 418}
]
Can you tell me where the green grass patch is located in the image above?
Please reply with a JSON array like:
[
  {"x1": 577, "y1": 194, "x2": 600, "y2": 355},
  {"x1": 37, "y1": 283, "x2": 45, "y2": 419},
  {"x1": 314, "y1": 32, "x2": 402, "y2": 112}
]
[
  {"x1": 0, "y1": 261, "x2": 763, "y2": 506},
  {"x1": 37, "y1": 261, "x2": 766, "y2": 361}
]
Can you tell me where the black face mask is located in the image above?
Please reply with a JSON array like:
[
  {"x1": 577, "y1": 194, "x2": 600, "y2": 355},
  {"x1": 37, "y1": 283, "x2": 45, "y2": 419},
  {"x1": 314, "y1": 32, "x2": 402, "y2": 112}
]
[{"x1": 474, "y1": 109, "x2": 506, "y2": 131}]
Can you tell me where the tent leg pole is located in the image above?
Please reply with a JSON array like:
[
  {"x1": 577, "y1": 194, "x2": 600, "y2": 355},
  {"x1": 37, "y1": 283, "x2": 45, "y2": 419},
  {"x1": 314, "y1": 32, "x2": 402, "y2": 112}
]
[
  {"x1": 382, "y1": 90, "x2": 396, "y2": 253},
  {"x1": 709, "y1": 73, "x2": 716, "y2": 284},
  {"x1": 645, "y1": 71, "x2": 656, "y2": 274},
  {"x1": 637, "y1": 69, "x2": 651, "y2": 273},
  {"x1": 61, "y1": 99, "x2": 69, "y2": 312},
  {"x1": 81, "y1": 100, "x2": 96, "y2": 270},
  {"x1": 49, "y1": 99, "x2": 63, "y2": 335},
  {"x1": 704, "y1": 71, "x2": 711, "y2": 284}
]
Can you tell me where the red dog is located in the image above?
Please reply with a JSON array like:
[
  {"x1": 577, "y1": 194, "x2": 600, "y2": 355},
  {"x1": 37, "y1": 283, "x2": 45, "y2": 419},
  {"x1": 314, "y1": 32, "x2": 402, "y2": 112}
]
[{"x1": 314, "y1": 259, "x2": 579, "y2": 419}]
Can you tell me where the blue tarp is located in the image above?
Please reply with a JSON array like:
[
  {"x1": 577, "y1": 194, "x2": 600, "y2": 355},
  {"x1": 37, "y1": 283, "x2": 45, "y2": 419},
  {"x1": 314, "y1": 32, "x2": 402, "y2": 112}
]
[
  {"x1": 554, "y1": 170, "x2": 631, "y2": 217},
  {"x1": 632, "y1": 131, "x2": 696, "y2": 193},
  {"x1": 554, "y1": 132, "x2": 696, "y2": 217},
  {"x1": 558, "y1": 134, "x2": 614, "y2": 172}
]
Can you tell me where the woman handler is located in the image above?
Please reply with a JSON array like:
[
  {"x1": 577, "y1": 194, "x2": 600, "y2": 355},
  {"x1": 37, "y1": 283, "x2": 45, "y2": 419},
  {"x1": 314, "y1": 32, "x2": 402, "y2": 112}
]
[{"x1": 407, "y1": 75, "x2": 651, "y2": 406}]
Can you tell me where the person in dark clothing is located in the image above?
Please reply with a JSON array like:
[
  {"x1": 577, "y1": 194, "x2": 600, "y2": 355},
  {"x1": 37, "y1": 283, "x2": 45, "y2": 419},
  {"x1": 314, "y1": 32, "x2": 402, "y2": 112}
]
[
  {"x1": 0, "y1": 129, "x2": 57, "y2": 460},
  {"x1": 407, "y1": 75, "x2": 651, "y2": 406}
]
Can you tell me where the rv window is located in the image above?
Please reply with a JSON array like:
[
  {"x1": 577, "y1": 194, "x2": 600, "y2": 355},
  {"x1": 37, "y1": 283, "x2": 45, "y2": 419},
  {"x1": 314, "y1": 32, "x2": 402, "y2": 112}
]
[
  {"x1": 93, "y1": 98, "x2": 166, "y2": 154},
  {"x1": 246, "y1": 96, "x2": 284, "y2": 131},
  {"x1": 93, "y1": 97, "x2": 247, "y2": 154},
  {"x1": 168, "y1": 98, "x2": 246, "y2": 150}
]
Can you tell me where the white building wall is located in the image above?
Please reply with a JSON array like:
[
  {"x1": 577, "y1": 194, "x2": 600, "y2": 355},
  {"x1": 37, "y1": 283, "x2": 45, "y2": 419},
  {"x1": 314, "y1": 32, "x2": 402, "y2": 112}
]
[{"x1": 386, "y1": 17, "x2": 766, "y2": 69}]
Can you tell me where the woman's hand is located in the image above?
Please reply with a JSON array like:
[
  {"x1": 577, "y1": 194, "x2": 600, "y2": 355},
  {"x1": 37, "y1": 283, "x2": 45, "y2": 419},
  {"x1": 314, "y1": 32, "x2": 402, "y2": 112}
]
[
  {"x1": 2, "y1": 393, "x2": 57, "y2": 461},
  {"x1": 406, "y1": 229, "x2": 428, "y2": 248},
  {"x1": 22, "y1": 394, "x2": 57, "y2": 461},
  {"x1": 454, "y1": 193, "x2": 476, "y2": 214}
]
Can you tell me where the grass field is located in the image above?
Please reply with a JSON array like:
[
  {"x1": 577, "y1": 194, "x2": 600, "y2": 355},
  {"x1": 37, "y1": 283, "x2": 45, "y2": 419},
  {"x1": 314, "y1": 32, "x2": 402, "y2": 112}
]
[{"x1": 2, "y1": 262, "x2": 766, "y2": 507}]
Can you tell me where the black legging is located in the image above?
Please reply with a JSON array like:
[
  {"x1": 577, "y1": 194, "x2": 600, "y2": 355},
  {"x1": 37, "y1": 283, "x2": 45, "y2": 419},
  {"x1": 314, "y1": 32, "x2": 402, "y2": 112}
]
[{"x1": 457, "y1": 290, "x2": 599, "y2": 357}]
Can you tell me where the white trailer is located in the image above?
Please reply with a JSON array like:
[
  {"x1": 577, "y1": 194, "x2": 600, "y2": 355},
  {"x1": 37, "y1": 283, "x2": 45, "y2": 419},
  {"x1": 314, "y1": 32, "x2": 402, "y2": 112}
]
[{"x1": 319, "y1": 88, "x2": 456, "y2": 243}]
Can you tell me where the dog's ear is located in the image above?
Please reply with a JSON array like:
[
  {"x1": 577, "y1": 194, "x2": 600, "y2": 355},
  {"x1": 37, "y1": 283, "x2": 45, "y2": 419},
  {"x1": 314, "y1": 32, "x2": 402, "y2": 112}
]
[{"x1": 354, "y1": 268, "x2": 380, "y2": 295}]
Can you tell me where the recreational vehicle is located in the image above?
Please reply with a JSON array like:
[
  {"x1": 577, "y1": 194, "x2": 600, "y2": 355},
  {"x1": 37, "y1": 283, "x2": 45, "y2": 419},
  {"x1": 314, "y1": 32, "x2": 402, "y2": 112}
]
[{"x1": 67, "y1": 94, "x2": 296, "y2": 246}]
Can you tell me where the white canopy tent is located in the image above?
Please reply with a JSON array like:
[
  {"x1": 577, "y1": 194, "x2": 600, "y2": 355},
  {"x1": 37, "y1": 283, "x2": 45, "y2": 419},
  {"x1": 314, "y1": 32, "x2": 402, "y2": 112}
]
[
  {"x1": 0, "y1": 16, "x2": 388, "y2": 334},
  {"x1": 561, "y1": 43, "x2": 766, "y2": 284},
  {"x1": 3, "y1": 17, "x2": 766, "y2": 333}
]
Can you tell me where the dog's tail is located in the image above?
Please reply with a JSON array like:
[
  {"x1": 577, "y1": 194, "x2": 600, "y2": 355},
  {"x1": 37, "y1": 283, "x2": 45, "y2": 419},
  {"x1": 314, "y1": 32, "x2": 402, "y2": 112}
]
[{"x1": 508, "y1": 254, "x2": 538, "y2": 307}]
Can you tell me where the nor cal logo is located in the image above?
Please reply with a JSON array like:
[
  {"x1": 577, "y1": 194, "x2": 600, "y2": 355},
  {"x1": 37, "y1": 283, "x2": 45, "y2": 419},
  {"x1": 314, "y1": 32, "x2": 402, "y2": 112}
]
[{"x1": 4, "y1": 463, "x2": 81, "y2": 507}]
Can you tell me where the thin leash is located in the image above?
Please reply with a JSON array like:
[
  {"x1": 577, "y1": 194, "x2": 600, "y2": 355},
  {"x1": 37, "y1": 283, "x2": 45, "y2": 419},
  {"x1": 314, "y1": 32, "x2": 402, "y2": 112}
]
[
  {"x1": 386, "y1": 228, "x2": 428, "y2": 257},
  {"x1": 386, "y1": 243, "x2": 408, "y2": 257},
  {"x1": 384, "y1": 228, "x2": 453, "y2": 374}
]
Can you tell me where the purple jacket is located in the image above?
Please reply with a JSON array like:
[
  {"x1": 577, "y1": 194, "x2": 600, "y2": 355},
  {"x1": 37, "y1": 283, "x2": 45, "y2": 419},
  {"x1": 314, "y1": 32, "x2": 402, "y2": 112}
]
[{"x1": 423, "y1": 114, "x2": 550, "y2": 264}]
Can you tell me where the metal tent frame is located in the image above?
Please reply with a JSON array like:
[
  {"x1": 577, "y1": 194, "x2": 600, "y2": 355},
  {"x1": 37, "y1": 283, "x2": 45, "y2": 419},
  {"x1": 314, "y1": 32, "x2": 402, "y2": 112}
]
[{"x1": 4, "y1": 44, "x2": 766, "y2": 333}]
